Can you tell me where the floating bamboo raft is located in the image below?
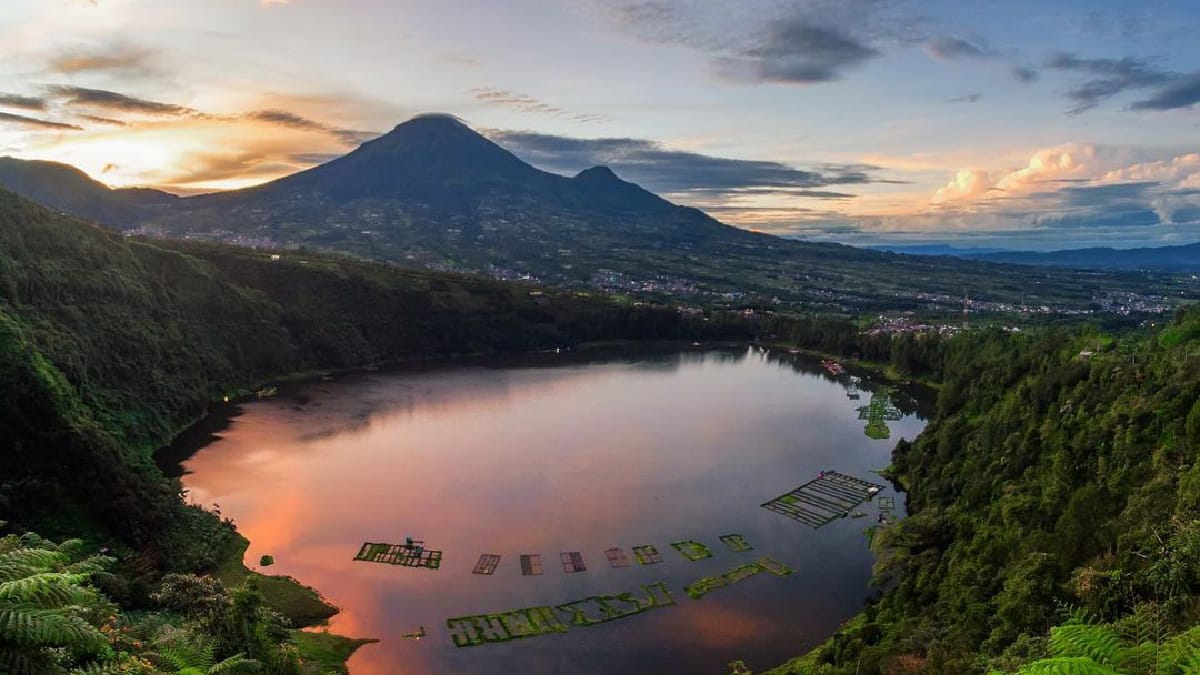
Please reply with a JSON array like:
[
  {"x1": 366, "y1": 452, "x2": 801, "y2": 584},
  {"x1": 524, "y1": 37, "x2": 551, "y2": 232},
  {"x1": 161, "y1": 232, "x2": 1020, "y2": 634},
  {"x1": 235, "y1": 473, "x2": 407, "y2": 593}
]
[
  {"x1": 605, "y1": 547, "x2": 631, "y2": 568},
  {"x1": 472, "y1": 554, "x2": 501, "y2": 575},
  {"x1": 354, "y1": 542, "x2": 442, "y2": 569},
  {"x1": 560, "y1": 552, "x2": 587, "y2": 573},
  {"x1": 762, "y1": 471, "x2": 885, "y2": 528},
  {"x1": 520, "y1": 554, "x2": 543, "y2": 576}
]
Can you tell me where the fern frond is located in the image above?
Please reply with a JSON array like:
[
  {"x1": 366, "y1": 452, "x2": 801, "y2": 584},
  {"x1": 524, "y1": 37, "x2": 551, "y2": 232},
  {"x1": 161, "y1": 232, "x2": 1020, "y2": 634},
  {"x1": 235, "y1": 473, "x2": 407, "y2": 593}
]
[
  {"x1": 148, "y1": 630, "x2": 216, "y2": 671},
  {"x1": 0, "y1": 572, "x2": 98, "y2": 607},
  {"x1": 1049, "y1": 624, "x2": 1124, "y2": 667},
  {"x1": 1014, "y1": 656, "x2": 1124, "y2": 674},
  {"x1": 1157, "y1": 625, "x2": 1200, "y2": 674},
  {"x1": 209, "y1": 653, "x2": 261, "y2": 674},
  {"x1": 0, "y1": 605, "x2": 106, "y2": 650},
  {"x1": 0, "y1": 549, "x2": 68, "y2": 582}
]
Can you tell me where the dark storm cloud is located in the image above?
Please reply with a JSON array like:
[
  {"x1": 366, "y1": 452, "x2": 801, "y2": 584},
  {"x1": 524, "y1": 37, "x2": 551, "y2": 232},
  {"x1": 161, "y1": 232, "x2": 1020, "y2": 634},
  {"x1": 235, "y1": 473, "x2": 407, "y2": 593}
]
[
  {"x1": 1131, "y1": 73, "x2": 1200, "y2": 111},
  {"x1": 47, "y1": 85, "x2": 196, "y2": 116},
  {"x1": 0, "y1": 111, "x2": 82, "y2": 131},
  {"x1": 925, "y1": 36, "x2": 995, "y2": 61},
  {"x1": 0, "y1": 93, "x2": 47, "y2": 111},
  {"x1": 719, "y1": 22, "x2": 879, "y2": 84},
  {"x1": 1045, "y1": 53, "x2": 1173, "y2": 113},
  {"x1": 486, "y1": 130, "x2": 883, "y2": 199}
]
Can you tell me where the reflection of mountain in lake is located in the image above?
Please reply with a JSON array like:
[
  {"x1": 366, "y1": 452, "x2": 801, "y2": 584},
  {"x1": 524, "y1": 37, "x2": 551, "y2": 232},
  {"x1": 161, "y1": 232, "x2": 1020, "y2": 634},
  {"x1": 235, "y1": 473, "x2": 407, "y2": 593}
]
[{"x1": 857, "y1": 388, "x2": 903, "y2": 440}]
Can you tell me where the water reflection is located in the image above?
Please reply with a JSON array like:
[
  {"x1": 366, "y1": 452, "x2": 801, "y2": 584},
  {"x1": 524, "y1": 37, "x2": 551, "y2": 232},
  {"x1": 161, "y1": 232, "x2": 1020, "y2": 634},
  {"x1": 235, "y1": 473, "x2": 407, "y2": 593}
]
[{"x1": 176, "y1": 347, "x2": 927, "y2": 674}]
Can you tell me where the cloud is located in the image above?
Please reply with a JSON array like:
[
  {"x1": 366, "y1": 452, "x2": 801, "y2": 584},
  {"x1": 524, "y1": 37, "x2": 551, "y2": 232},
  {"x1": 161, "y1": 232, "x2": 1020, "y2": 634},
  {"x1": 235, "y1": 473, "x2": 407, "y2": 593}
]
[
  {"x1": 245, "y1": 109, "x2": 375, "y2": 145},
  {"x1": 1012, "y1": 66, "x2": 1039, "y2": 83},
  {"x1": 47, "y1": 43, "x2": 157, "y2": 75},
  {"x1": 890, "y1": 144, "x2": 1200, "y2": 246},
  {"x1": 469, "y1": 88, "x2": 610, "y2": 123},
  {"x1": 78, "y1": 114, "x2": 128, "y2": 126},
  {"x1": 925, "y1": 36, "x2": 994, "y2": 61},
  {"x1": 485, "y1": 130, "x2": 887, "y2": 206},
  {"x1": 0, "y1": 93, "x2": 47, "y2": 111},
  {"x1": 47, "y1": 85, "x2": 197, "y2": 116},
  {"x1": 0, "y1": 111, "x2": 82, "y2": 131},
  {"x1": 440, "y1": 52, "x2": 481, "y2": 67},
  {"x1": 596, "y1": 1, "x2": 889, "y2": 86},
  {"x1": 948, "y1": 92, "x2": 982, "y2": 103},
  {"x1": 1130, "y1": 73, "x2": 1200, "y2": 111},
  {"x1": 1045, "y1": 52, "x2": 1173, "y2": 113},
  {"x1": 932, "y1": 144, "x2": 1109, "y2": 204},
  {"x1": 717, "y1": 21, "x2": 879, "y2": 84}
]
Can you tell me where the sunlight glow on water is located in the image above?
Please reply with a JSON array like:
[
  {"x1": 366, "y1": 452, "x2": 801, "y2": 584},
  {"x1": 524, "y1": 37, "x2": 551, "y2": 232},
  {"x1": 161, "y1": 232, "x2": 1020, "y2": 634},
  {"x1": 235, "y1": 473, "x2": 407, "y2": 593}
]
[{"x1": 180, "y1": 348, "x2": 926, "y2": 674}]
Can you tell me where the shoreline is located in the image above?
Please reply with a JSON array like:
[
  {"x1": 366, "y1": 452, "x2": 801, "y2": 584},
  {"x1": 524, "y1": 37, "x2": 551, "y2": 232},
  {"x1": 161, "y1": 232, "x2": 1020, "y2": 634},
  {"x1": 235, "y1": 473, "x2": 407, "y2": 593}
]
[{"x1": 161, "y1": 338, "x2": 911, "y2": 673}]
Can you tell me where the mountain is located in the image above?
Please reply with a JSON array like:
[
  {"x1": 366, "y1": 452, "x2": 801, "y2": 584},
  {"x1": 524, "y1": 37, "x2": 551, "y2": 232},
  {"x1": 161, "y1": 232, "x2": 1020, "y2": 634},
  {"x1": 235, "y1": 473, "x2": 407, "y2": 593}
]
[
  {"x1": 0, "y1": 115, "x2": 1191, "y2": 313},
  {"x1": 151, "y1": 113, "x2": 736, "y2": 248},
  {"x1": 972, "y1": 242, "x2": 1200, "y2": 272},
  {"x1": 0, "y1": 157, "x2": 176, "y2": 225},
  {"x1": 869, "y1": 241, "x2": 1200, "y2": 272}
]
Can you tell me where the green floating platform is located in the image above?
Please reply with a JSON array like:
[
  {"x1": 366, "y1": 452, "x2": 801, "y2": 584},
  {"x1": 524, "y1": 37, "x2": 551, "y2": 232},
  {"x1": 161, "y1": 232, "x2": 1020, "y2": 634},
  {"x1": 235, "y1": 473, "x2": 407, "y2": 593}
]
[
  {"x1": 632, "y1": 545, "x2": 663, "y2": 565},
  {"x1": 446, "y1": 582, "x2": 677, "y2": 648},
  {"x1": 353, "y1": 542, "x2": 442, "y2": 569},
  {"x1": 684, "y1": 556, "x2": 794, "y2": 600},
  {"x1": 719, "y1": 534, "x2": 753, "y2": 552},
  {"x1": 670, "y1": 540, "x2": 713, "y2": 561}
]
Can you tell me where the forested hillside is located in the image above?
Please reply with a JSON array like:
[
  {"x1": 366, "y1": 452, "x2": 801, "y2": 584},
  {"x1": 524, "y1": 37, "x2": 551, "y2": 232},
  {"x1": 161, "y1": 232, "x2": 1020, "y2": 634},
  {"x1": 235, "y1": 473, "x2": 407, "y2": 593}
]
[
  {"x1": 764, "y1": 309, "x2": 1200, "y2": 674},
  {"x1": 0, "y1": 187, "x2": 752, "y2": 560},
  {"x1": 0, "y1": 187, "x2": 764, "y2": 672}
]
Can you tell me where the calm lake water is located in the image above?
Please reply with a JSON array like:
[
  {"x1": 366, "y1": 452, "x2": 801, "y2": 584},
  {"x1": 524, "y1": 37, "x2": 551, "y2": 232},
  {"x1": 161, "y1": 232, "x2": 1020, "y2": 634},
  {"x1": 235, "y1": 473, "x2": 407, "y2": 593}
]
[{"x1": 174, "y1": 347, "x2": 927, "y2": 674}]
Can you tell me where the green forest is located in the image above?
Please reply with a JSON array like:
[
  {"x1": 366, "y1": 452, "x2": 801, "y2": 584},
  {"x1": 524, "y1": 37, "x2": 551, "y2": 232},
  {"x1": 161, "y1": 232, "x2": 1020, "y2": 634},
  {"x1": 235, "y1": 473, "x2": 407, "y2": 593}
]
[
  {"x1": 3, "y1": 185, "x2": 1200, "y2": 674},
  {"x1": 761, "y1": 310, "x2": 1200, "y2": 674}
]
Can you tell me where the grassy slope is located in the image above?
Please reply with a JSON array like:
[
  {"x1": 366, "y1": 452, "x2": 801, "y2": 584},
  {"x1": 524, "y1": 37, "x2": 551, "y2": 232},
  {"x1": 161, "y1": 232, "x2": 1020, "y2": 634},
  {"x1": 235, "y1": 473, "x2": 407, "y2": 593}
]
[{"x1": 293, "y1": 632, "x2": 379, "y2": 675}]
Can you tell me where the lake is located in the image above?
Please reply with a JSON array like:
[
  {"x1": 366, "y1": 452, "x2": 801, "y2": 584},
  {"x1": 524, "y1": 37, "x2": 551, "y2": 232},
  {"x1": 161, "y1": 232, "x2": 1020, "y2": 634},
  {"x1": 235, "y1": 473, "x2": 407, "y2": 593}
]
[{"x1": 173, "y1": 346, "x2": 928, "y2": 674}]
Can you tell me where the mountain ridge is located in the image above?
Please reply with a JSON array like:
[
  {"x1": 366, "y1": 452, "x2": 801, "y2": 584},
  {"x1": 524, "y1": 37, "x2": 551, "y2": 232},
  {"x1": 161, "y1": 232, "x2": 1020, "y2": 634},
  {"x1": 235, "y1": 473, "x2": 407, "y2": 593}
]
[{"x1": 0, "y1": 116, "x2": 1191, "y2": 313}]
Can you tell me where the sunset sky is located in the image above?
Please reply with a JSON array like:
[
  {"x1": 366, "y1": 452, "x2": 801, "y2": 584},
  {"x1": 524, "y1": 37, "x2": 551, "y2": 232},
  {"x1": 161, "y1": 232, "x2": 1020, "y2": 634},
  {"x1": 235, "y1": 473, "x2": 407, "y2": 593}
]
[{"x1": 1, "y1": 0, "x2": 1198, "y2": 249}]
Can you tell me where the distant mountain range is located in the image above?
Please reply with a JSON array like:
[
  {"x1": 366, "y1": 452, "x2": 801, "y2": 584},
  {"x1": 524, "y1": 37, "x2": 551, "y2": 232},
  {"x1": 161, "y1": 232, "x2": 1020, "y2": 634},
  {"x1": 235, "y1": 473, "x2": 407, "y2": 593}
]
[
  {"x1": 971, "y1": 244, "x2": 1199, "y2": 272},
  {"x1": 871, "y1": 243, "x2": 1199, "y2": 273},
  {"x1": 0, "y1": 114, "x2": 1190, "y2": 313}
]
